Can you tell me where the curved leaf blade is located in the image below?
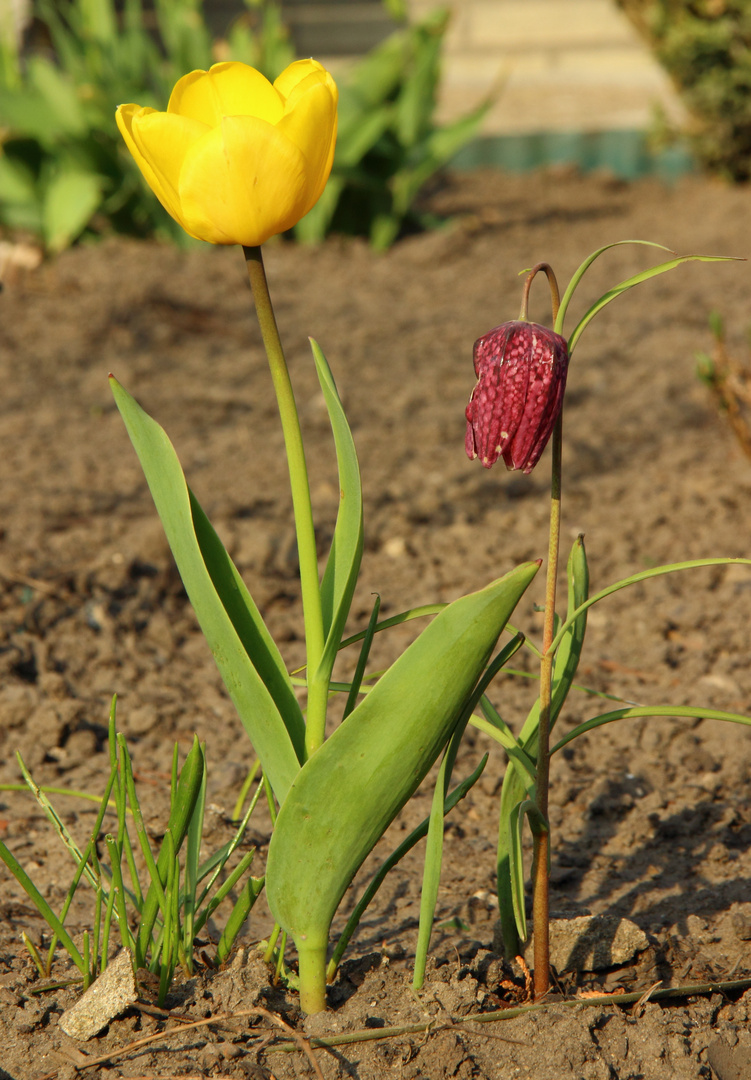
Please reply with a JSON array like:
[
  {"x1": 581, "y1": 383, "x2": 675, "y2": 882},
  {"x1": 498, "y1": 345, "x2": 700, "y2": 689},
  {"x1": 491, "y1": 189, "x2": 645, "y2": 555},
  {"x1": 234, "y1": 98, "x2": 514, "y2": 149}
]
[
  {"x1": 111, "y1": 377, "x2": 303, "y2": 803},
  {"x1": 265, "y1": 562, "x2": 539, "y2": 959},
  {"x1": 310, "y1": 339, "x2": 364, "y2": 682}
]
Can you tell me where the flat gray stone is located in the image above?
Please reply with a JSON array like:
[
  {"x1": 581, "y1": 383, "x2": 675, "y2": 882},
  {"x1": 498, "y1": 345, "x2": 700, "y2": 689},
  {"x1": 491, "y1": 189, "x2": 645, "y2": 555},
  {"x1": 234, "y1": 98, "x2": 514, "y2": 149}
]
[
  {"x1": 58, "y1": 949, "x2": 137, "y2": 1040},
  {"x1": 523, "y1": 914, "x2": 649, "y2": 973}
]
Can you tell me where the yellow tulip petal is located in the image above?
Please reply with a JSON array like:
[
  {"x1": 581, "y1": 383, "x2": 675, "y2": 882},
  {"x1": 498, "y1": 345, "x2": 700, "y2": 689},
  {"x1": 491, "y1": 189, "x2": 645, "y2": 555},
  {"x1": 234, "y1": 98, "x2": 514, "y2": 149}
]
[
  {"x1": 169, "y1": 62, "x2": 283, "y2": 128},
  {"x1": 277, "y1": 76, "x2": 338, "y2": 213},
  {"x1": 178, "y1": 116, "x2": 309, "y2": 246},
  {"x1": 122, "y1": 107, "x2": 208, "y2": 234},
  {"x1": 273, "y1": 58, "x2": 330, "y2": 101}
]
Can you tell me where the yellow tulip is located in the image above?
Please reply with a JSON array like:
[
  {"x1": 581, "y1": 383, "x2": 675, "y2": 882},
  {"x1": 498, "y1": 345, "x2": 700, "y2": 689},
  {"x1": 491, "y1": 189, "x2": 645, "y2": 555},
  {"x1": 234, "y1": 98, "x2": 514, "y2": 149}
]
[{"x1": 116, "y1": 59, "x2": 338, "y2": 247}]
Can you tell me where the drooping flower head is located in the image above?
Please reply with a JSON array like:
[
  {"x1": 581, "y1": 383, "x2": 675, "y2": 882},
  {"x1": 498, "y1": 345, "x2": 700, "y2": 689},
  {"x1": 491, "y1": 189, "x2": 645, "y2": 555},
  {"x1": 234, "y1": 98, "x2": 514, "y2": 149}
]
[
  {"x1": 465, "y1": 320, "x2": 569, "y2": 474},
  {"x1": 116, "y1": 59, "x2": 338, "y2": 247}
]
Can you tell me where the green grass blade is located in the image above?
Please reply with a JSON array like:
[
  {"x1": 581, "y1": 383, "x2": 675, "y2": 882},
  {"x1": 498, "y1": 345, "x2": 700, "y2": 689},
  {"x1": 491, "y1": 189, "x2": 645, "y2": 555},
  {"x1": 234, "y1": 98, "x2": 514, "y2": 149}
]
[
  {"x1": 122, "y1": 734, "x2": 203, "y2": 966},
  {"x1": 111, "y1": 377, "x2": 303, "y2": 802},
  {"x1": 105, "y1": 837, "x2": 136, "y2": 954},
  {"x1": 194, "y1": 776, "x2": 264, "y2": 911},
  {"x1": 195, "y1": 850, "x2": 257, "y2": 937},
  {"x1": 551, "y1": 704, "x2": 751, "y2": 755},
  {"x1": 310, "y1": 339, "x2": 364, "y2": 680},
  {"x1": 183, "y1": 742, "x2": 207, "y2": 968},
  {"x1": 15, "y1": 752, "x2": 99, "y2": 890},
  {"x1": 216, "y1": 873, "x2": 265, "y2": 964},
  {"x1": 0, "y1": 841, "x2": 85, "y2": 973}
]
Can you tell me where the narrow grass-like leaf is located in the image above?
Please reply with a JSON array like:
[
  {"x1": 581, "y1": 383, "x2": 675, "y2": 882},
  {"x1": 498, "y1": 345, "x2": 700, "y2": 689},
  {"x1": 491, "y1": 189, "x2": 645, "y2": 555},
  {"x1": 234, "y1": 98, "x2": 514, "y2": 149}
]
[
  {"x1": 495, "y1": 536, "x2": 589, "y2": 953},
  {"x1": 22, "y1": 932, "x2": 46, "y2": 979},
  {"x1": 183, "y1": 742, "x2": 207, "y2": 971},
  {"x1": 550, "y1": 557, "x2": 751, "y2": 655},
  {"x1": 551, "y1": 704, "x2": 751, "y2": 755},
  {"x1": 343, "y1": 594, "x2": 381, "y2": 719},
  {"x1": 472, "y1": 699, "x2": 536, "y2": 778},
  {"x1": 122, "y1": 734, "x2": 204, "y2": 967},
  {"x1": 310, "y1": 339, "x2": 364, "y2": 680},
  {"x1": 16, "y1": 752, "x2": 98, "y2": 890},
  {"x1": 0, "y1": 842, "x2": 85, "y2": 972},
  {"x1": 567, "y1": 254, "x2": 741, "y2": 353},
  {"x1": 327, "y1": 755, "x2": 488, "y2": 981},
  {"x1": 111, "y1": 377, "x2": 302, "y2": 802},
  {"x1": 338, "y1": 603, "x2": 445, "y2": 651},
  {"x1": 413, "y1": 729, "x2": 464, "y2": 990},
  {"x1": 105, "y1": 836, "x2": 136, "y2": 954},
  {"x1": 216, "y1": 872, "x2": 265, "y2": 964},
  {"x1": 555, "y1": 240, "x2": 672, "y2": 335},
  {"x1": 46, "y1": 763, "x2": 117, "y2": 973}
]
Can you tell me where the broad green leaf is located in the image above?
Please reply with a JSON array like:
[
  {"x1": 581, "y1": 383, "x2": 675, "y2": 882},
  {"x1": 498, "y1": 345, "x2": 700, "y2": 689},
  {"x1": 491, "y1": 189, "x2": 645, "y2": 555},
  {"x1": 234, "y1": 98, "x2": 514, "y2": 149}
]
[
  {"x1": 310, "y1": 339, "x2": 364, "y2": 682},
  {"x1": 0, "y1": 154, "x2": 38, "y2": 204},
  {"x1": 412, "y1": 633, "x2": 523, "y2": 987},
  {"x1": 111, "y1": 377, "x2": 303, "y2": 802},
  {"x1": 43, "y1": 169, "x2": 102, "y2": 252},
  {"x1": 327, "y1": 753, "x2": 488, "y2": 981},
  {"x1": 28, "y1": 56, "x2": 88, "y2": 136},
  {"x1": 265, "y1": 562, "x2": 538, "y2": 1001},
  {"x1": 188, "y1": 493, "x2": 304, "y2": 759},
  {"x1": 551, "y1": 704, "x2": 751, "y2": 756}
]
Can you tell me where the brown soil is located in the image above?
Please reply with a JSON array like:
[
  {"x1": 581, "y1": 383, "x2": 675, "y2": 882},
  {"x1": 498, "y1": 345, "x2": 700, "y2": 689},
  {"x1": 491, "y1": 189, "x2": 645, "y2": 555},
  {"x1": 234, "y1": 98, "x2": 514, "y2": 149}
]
[{"x1": 2, "y1": 168, "x2": 751, "y2": 1079}]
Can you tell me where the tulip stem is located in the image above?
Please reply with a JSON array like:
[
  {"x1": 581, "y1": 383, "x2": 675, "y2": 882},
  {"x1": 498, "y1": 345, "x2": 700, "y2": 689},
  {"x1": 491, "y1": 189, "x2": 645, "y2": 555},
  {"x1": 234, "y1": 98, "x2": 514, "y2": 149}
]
[{"x1": 244, "y1": 246, "x2": 326, "y2": 760}]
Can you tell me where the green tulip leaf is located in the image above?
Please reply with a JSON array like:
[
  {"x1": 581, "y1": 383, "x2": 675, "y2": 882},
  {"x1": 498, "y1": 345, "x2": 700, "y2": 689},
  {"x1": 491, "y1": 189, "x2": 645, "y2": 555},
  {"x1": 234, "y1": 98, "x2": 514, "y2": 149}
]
[
  {"x1": 265, "y1": 561, "x2": 538, "y2": 1012},
  {"x1": 309, "y1": 339, "x2": 364, "y2": 684},
  {"x1": 111, "y1": 377, "x2": 304, "y2": 803}
]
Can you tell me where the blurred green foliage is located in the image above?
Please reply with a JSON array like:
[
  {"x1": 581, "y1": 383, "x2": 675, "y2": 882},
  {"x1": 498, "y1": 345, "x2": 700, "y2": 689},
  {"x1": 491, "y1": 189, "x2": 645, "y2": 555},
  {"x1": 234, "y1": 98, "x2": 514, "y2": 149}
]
[
  {"x1": 293, "y1": 7, "x2": 490, "y2": 250},
  {"x1": 0, "y1": 0, "x2": 488, "y2": 252},
  {"x1": 617, "y1": 0, "x2": 751, "y2": 180}
]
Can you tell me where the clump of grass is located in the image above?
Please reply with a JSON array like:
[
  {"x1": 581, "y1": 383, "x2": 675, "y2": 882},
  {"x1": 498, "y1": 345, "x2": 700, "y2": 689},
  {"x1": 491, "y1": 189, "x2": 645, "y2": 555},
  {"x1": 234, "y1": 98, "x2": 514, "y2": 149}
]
[
  {"x1": 0, "y1": 697, "x2": 264, "y2": 1003},
  {"x1": 698, "y1": 312, "x2": 751, "y2": 460}
]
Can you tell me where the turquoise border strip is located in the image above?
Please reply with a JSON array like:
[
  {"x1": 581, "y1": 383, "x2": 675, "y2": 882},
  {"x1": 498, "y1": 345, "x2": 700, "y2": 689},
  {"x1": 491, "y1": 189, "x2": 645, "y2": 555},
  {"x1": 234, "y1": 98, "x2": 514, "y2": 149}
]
[{"x1": 452, "y1": 130, "x2": 696, "y2": 181}]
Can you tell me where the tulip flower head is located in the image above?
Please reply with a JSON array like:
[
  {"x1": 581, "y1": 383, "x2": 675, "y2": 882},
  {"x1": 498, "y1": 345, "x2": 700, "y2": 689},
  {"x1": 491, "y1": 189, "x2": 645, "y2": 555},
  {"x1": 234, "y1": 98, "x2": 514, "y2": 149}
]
[
  {"x1": 465, "y1": 320, "x2": 569, "y2": 474},
  {"x1": 116, "y1": 59, "x2": 338, "y2": 247}
]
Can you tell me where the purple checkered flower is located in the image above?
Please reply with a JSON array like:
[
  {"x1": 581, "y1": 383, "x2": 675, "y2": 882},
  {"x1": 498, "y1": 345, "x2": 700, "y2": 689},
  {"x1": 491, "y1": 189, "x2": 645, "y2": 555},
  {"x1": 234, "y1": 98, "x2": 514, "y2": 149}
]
[{"x1": 465, "y1": 320, "x2": 569, "y2": 474}]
